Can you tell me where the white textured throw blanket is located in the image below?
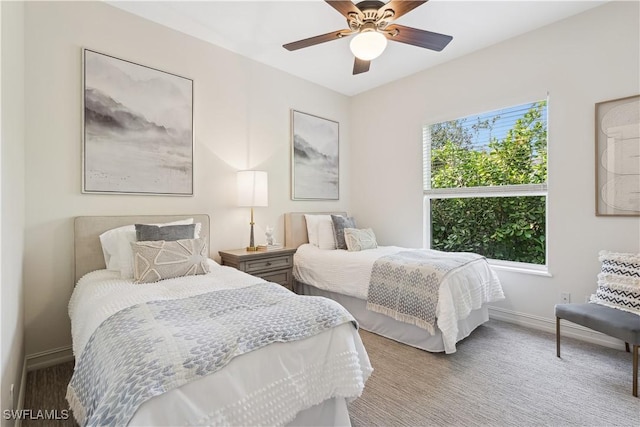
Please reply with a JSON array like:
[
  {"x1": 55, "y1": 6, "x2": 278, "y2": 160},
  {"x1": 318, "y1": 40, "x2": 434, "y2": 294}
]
[{"x1": 367, "y1": 249, "x2": 504, "y2": 352}]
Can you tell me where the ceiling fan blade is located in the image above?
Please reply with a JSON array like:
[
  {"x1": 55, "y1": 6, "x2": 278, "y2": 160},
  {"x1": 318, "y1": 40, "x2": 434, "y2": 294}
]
[
  {"x1": 378, "y1": 1, "x2": 427, "y2": 20},
  {"x1": 325, "y1": 0, "x2": 364, "y2": 19},
  {"x1": 353, "y1": 57, "x2": 371, "y2": 75},
  {"x1": 283, "y1": 29, "x2": 350, "y2": 51},
  {"x1": 385, "y1": 24, "x2": 452, "y2": 51}
]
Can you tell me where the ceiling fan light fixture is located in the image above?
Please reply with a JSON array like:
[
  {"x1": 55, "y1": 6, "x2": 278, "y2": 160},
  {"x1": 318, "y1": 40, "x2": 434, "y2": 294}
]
[{"x1": 349, "y1": 31, "x2": 387, "y2": 61}]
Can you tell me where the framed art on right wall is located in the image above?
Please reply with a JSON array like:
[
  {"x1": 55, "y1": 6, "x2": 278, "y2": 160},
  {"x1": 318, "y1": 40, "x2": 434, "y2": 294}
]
[{"x1": 595, "y1": 94, "x2": 640, "y2": 216}]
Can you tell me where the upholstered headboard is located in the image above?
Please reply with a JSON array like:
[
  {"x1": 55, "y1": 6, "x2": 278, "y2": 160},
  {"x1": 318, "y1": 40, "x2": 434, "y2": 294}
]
[
  {"x1": 284, "y1": 212, "x2": 347, "y2": 248},
  {"x1": 74, "y1": 214, "x2": 210, "y2": 283}
]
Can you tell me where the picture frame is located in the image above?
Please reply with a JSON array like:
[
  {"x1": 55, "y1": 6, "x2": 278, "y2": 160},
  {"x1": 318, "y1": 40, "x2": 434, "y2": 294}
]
[
  {"x1": 291, "y1": 110, "x2": 339, "y2": 200},
  {"x1": 595, "y1": 94, "x2": 640, "y2": 216},
  {"x1": 82, "y1": 49, "x2": 194, "y2": 196}
]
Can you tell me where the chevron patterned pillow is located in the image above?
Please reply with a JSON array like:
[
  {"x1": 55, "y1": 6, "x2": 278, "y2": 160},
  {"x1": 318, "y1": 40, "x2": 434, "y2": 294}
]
[{"x1": 590, "y1": 251, "x2": 640, "y2": 315}]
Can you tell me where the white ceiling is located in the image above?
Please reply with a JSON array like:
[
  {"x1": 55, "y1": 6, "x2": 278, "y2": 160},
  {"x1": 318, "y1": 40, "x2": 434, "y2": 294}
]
[{"x1": 108, "y1": 0, "x2": 607, "y2": 96}]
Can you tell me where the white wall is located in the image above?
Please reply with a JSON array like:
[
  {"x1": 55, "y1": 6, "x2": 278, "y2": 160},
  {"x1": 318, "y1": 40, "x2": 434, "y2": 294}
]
[
  {"x1": 23, "y1": 1, "x2": 351, "y2": 358},
  {"x1": 1, "y1": 0, "x2": 25, "y2": 420},
  {"x1": 350, "y1": 1, "x2": 640, "y2": 336},
  {"x1": 19, "y1": 1, "x2": 640, "y2": 360}
]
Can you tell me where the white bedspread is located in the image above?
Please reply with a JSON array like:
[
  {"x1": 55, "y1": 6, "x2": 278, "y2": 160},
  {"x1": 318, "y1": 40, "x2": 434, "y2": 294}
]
[
  {"x1": 293, "y1": 244, "x2": 505, "y2": 353},
  {"x1": 69, "y1": 261, "x2": 372, "y2": 426},
  {"x1": 69, "y1": 260, "x2": 260, "y2": 358}
]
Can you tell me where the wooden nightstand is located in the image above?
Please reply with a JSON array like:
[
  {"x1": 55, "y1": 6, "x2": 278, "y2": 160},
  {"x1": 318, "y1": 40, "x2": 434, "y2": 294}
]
[{"x1": 218, "y1": 247, "x2": 297, "y2": 291}]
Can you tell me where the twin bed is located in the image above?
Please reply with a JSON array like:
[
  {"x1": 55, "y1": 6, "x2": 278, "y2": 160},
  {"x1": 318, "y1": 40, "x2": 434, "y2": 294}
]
[
  {"x1": 69, "y1": 212, "x2": 504, "y2": 426},
  {"x1": 284, "y1": 212, "x2": 505, "y2": 355},
  {"x1": 69, "y1": 214, "x2": 372, "y2": 427}
]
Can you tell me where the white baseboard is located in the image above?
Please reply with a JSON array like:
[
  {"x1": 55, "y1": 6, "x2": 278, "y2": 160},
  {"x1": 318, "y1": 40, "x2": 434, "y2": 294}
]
[
  {"x1": 487, "y1": 306, "x2": 626, "y2": 350},
  {"x1": 26, "y1": 346, "x2": 74, "y2": 372}
]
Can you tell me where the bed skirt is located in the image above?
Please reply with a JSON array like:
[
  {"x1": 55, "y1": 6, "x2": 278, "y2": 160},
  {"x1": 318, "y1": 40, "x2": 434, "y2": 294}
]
[{"x1": 296, "y1": 281, "x2": 489, "y2": 353}]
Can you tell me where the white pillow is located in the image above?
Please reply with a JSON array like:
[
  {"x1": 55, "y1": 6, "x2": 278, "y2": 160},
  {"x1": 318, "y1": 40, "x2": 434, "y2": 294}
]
[
  {"x1": 317, "y1": 219, "x2": 337, "y2": 250},
  {"x1": 98, "y1": 218, "x2": 200, "y2": 276},
  {"x1": 99, "y1": 226, "x2": 140, "y2": 271},
  {"x1": 304, "y1": 214, "x2": 332, "y2": 247}
]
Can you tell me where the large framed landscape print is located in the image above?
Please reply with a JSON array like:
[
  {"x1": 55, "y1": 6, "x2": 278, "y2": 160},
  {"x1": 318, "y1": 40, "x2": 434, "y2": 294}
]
[
  {"x1": 82, "y1": 49, "x2": 194, "y2": 195},
  {"x1": 595, "y1": 94, "x2": 640, "y2": 216},
  {"x1": 291, "y1": 110, "x2": 339, "y2": 200}
]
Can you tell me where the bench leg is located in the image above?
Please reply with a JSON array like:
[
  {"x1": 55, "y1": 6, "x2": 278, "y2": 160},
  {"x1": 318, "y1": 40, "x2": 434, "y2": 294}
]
[
  {"x1": 556, "y1": 317, "x2": 561, "y2": 358},
  {"x1": 634, "y1": 345, "x2": 638, "y2": 398},
  {"x1": 626, "y1": 342, "x2": 630, "y2": 353}
]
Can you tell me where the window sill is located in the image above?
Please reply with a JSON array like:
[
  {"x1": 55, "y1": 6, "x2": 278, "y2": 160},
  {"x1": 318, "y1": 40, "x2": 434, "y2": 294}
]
[{"x1": 488, "y1": 260, "x2": 552, "y2": 277}]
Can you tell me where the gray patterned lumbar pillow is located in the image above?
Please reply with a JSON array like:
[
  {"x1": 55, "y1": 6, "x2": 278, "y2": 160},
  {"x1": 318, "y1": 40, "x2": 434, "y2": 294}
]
[
  {"x1": 331, "y1": 215, "x2": 357, "y2": 250},
  {"x1": 131, "y1": 238, "x2": 209, "y2": 284},
  {"x1": 135, "y1": 223, "x2": 196, "y2": 242},
  {"x1": 344, "y1": 228, "x2": 378, "y2": 252}
]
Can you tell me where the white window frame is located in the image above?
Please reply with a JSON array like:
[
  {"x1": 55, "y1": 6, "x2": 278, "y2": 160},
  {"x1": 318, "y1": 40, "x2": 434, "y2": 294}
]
[{"x1": 422, "y1": 101, "x2": 549, "y2": 273}]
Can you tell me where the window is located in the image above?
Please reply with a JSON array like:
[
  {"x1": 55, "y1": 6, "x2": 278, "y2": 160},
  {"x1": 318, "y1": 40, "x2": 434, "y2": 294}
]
[{"x1": 423, "y1": 100, "x2": 548, "y2": 266}]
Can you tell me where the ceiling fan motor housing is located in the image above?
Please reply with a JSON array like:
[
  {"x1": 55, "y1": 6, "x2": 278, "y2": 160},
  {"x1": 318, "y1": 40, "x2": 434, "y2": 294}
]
[
  {"x1": 355, "y1": 1, "x2": 386, "y2": 14},
  {"x1": 349, "y1": 1, "x2": 392, "y2": 32}
]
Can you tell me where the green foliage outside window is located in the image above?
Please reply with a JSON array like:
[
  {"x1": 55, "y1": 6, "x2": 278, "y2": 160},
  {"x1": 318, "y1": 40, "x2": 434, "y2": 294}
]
[{"x1": 428, "y1": 101, "x2": 547, "y2": 265}]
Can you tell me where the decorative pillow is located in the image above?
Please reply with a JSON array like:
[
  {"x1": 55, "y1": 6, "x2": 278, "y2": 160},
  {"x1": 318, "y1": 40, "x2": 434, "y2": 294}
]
[
  {"x1": 119, "y1": 222, "x2": 202, "y2": 279},
  {"x1": 135, "y1": 223, "x2": 195, "y2": 242},
  {"x1": 317, "y1": 220, "x2": 337, "y2": 250},
  {"x1": 589, "y1": 251, "x2": 640, "y2": 315},
  {"x1": 344, "y1": 228, "x2": 378, "y2": 252},
  {"x1": 131, "y1": 238, "x2": 210, "y2": 284},
  {"x1": 331, "y1": 215, "x2": 356, "y2": 250},
  {"x1": 99, "y1": 218, "x2": 195, "y2": 270},
  {"x1": 304, "y1": 214, "x2": 332, "y2": 247}
]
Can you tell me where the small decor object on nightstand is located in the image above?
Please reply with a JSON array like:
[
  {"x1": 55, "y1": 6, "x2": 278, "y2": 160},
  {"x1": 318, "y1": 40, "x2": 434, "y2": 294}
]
[
  {"x1": 259, "y1": 226, "x2": 283, "y2": 251},
  {"x1": 265, "y1": 226, "x2": 275, "y2": 245},
  {"x1": 257, "y1": 243, "x2": 284, "y2": 251}
]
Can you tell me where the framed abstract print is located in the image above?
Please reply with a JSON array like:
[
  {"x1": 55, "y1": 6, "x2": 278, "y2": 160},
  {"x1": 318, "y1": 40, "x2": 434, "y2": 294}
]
[
  {"x1": 291, "y1": 110, "x2": 339, "y2": 200},
  {"x1": 82, "y1": 49, "x2": 193, "y2": 195},
  {"x1": 595, "y1": 94, "x2": 640, "y2": 216}
]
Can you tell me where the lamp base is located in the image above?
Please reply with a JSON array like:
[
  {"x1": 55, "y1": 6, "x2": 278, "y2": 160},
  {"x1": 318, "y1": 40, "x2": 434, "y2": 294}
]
[{"x1": 247, "y1": 214, "x2": 257, "y2": 251}]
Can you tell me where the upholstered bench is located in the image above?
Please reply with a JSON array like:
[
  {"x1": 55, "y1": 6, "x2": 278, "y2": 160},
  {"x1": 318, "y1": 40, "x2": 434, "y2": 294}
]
[{"x1": 555, "y1": 303, "x2": 640, "y2": 397}]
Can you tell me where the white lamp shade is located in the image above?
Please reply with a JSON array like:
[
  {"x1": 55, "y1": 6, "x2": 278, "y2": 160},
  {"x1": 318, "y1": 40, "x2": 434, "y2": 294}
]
[
  {"x1": 350, "y1": 31, "x2": 388, "y2": 61},
  {"x1": 237, "y1": 170, "x2": 268, "y2": 207}
]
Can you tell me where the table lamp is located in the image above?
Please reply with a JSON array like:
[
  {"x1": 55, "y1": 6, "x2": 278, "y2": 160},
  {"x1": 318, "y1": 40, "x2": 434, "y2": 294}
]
[{"x1": 237, "y1": 170, "x2": 268, "y2": 251}]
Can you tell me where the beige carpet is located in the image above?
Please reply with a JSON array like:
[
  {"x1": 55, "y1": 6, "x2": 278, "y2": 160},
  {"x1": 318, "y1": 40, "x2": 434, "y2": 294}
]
[
  {"x1": 23, "y1": 320, "x2": 638, "y2": 426},
  {"x1": 349, "y1": 320, "x2": 639, "y2": 426},
  {"x1": 23, "y1": 362, "x2": 76, "y2": 427}
]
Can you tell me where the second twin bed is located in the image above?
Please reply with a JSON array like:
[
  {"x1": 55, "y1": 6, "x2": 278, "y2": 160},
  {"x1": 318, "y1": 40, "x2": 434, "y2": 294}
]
[{"x1": 285, "y1": 212, "x2": 505, "y2": 354}]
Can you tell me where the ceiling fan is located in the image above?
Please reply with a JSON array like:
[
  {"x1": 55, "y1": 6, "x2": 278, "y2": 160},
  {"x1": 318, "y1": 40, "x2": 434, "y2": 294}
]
[{"x1": 283, "y1": 0, "x2": 453, "y2": 75}]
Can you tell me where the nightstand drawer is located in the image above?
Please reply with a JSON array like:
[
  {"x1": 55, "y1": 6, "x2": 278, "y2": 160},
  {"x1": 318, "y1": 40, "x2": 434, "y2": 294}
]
[
  {"x1": 257, "y1": 269, "x2": 292, "y2": 290},
  {"x1": 245, "y1": 255, "x2": 292, "y2": 273}
]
